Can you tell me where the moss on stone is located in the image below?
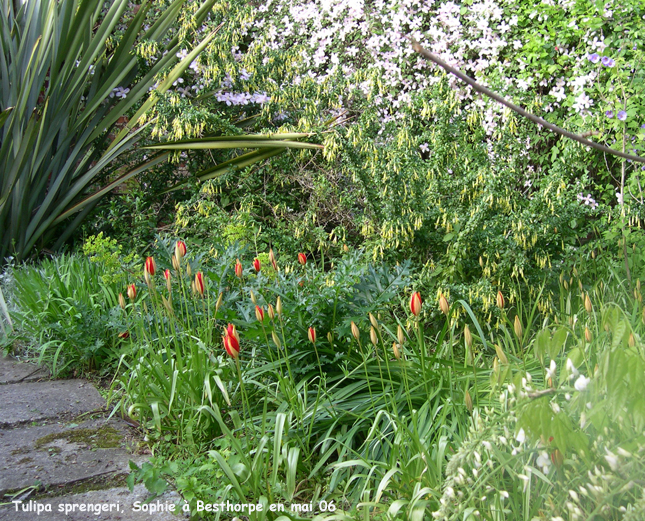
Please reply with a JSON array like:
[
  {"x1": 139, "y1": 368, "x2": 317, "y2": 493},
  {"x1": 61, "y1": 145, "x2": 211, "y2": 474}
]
[{"x1": 35, "y1": 425, "x2": 122, "y2": 450}]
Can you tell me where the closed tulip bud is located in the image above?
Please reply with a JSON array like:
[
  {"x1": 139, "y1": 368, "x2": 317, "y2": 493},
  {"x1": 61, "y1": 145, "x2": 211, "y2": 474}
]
[
  {"x1": 563, "y1": 280, "x2": 569, "y2": 290},
  {"x1": 559, "y1": 272, "x2": 564, "y2": 285},
  {"x1": 143, "y1": 268, "x2": 151, "y2": 285},
  {"x1": 493, "y1": 356, "x2": 499, "y2": 374},
  {"x1": 175, "y1": 240, "x2": 187, "y2": 259},
  {"x1": 250, "y1": 290, "x2": 257, "y2": 305},
  {"x1": 638, "y1": 280, "x2": 641, "y2": 291},
  {"x1": 369, "y1": 313, "x2": 378, "y2": 329},
  {"x1": 327, "y1": 332, "x2": 333, "y2": 344},
  {"x1": 216, "y1": 292, "x2": 223, "y2": 312},
  {"x1": 479, "y1": 256, "x2": 484, "y2": 268},
  {"x1": 253, "y1": 258, "x2": 261, "y2": 272},
  {"x1": 308, "y1": 327, "x2": 316, "y2": 344},
  {"x1": 118, "y1": 293, "x2": 126, "y2": 310},
  {"x1": 145, "y1": 257, "x2": 156, "y2": 276},
  {"x1": 127, "y1": 284, "x2": 136, "y2": 301},
  {"x1": 235, "y1": 259, "x2": 243, "y2": 278},
  {"x1": 370, "y1": 326, "x2": 378, "y2": 346},
  {"x1": 397, "y1": 325, "x2": 405, "y2": 345},
  {"x1": 227, "y1": 323, "x2": 240, "y2": 344},
  {"x1": 298, "y1": 253, "x2": 307, "y2": 265},
  {"x1": 172, "y1": 254, "x2": 180, "y2": 271},
  {"x1": 161, "y1": 295, "x2": 173, "y2": 314},
  {"x1": 585, "y1": 327, "x2": 592, "y2": 343},
  {"x1": 118, "y1": 331, "x2": 130, "y2": 339},
  {"x1": 272, "y1": 331, "x2": 281, "y2": 348},
  {"x1": 392, "y1": 342, "x2": 401, "y2": 360},
  {"x1": 591, "y1": 250, "x2": 596, "y2": 259},
  {"x1": 191, "y1": 280, "x2": 196, "y2": 295},
  {"x1": 195, "y1": 272, "x2": 205, "y2": 296},
  {"x1": 351, "y1": 321, "x2": 360, "y2": 341},
  {"x1": 465, "y1": 390, "x2": 473, "y2": 413},
  {"x1": 642, "y1": 308, "x2": 645, "y2": 325},
  {"x1": 269, "y1": 249, "x2": 277, "y2": 270},
  {"x1": 267, "y1": 304, "x2": 275, "y2": 320},
  {"x1": 464, "y1": 324, "x2": 473, "y2": 348},
  {"x1": 164, "y1": 269, "x2": 171, "y2": 292},
  {"x1": 410, "y1": 291, "x2": 422, "y2": 316},
  {"x1": 496, "y1": 291, "x2": 505, "y2": 309},
  {"x1": 186, "y1": 263, "x2": 192, "y2": 278},
  {"x1": 343, "y1": 244, "x2": 349, "y2": 252},
  {"x1": 439, "y1": 294, "x2": 449, "y2": 316},
  {"x1": 514, "y1": 316, "x2": 523, "y2": 339},
  {"x1": 223, "y1": 331, "x2": 240, "y2": 359},
  {"x1": 255, "y1": 305, "x2": 265, "y2": 322},
  {"x1": 578, "y1": 280, "x2": 583, "y2": 292},
  {"x1": 495, "y1": 344, "x2": 508, "y2": 365},
  {"x1": 551, "y1": 448, "x2": 564, "y2": 468},
  {"x1": 276, "y1": 297, "x2": 283, "y2": 316},
  {"x1": 584, "y1": 293, "x2": 592, "y2": 313},
  {"x1": 629, "y1": 332, "x2": 636, "y2": 348}
]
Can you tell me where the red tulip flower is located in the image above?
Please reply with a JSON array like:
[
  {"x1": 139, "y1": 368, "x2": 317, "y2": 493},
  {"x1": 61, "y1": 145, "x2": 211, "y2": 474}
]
[
  {"x1": 223, "y1": 323, "x2": 240, "y2": 359},
  {"x1": 410, "y1": 292, "x2": 422, "y2": 316},
  {"x1": 195, "y1": 272, "x2": 205, "y2": 296},
  {"x1": 145, "y1": 257, "x2": 156, "y2": 276},
  {"x1": 235, "y1": 259, "x2": 243, "y2": 278},
  {"x1": 127, "y1": 283, "x2": 137, "y2": 301},
  {"x1": 255, "y1": 305, "x2": 265, "y2": 322},
  {"x1": 308, "y1": 326, "x2": 316, "y2": 344},
  {"x1": 298, "y1": 253, "x2": 307, "y2": 265},
  {"x1": 253, "y1": 258, "x2": 261, "y2": 272},
  {"x1": 175, "y1": 240, "x2": 187, "y2": 259},
  {"x1": 164, "y1": 269, "x2": 171, "y2": 280}
]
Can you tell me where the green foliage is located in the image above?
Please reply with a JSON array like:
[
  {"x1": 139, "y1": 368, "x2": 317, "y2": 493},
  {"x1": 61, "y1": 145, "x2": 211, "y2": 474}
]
[
  {"x1": 82, "y1": 232, "x2": 136, "y2": 285},
  {"x1": 0, "y1": 0, "x2": 220, "y2": 261},
  {"x1": 7, "y1": 254, "x2": 124, "y2": 375}
]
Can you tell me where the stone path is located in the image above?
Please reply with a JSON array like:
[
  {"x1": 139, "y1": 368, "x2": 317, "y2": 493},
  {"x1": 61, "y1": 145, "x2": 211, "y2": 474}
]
[{"x1": 0, "y1": 356, "x2": 185, "y2": 520}]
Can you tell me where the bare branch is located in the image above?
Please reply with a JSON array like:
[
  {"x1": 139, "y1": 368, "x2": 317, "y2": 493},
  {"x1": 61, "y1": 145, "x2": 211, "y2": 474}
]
[{"x1": 411, "y1": 41, "x2": 645, "y2": 164}]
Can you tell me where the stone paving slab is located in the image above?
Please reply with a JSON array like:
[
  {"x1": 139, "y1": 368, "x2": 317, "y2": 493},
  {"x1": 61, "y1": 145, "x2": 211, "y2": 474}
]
[
  {"x1": 0, "y1": 418, "x2": 139, "y2": 496},
  {"x1": 0, "y1": 484, "x2": 187, "y2": 520},
  {"x1": 0, "y1": 356, "x2": 49, "y2": 385},
  {"x1": 0, "y1": 380, "x2": 104, "y2": 427}
]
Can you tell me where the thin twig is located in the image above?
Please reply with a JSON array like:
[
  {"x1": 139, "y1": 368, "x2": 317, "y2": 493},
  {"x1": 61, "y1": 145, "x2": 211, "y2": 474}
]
[{"x1": 411, "y1": 41, "x2": 645, "y2": 164}]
